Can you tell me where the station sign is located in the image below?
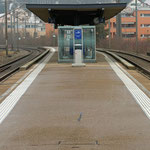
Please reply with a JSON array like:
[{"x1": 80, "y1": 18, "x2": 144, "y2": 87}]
[{"x1": 74, "y1": 29, "x2": 82, "y2": 40}]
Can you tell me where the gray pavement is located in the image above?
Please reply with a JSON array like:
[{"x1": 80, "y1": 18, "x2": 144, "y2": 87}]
[{"x1": 0, "y1": 53, "x2": 150, "y2": 150}]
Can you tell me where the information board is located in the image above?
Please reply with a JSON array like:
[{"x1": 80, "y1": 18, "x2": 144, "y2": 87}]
[{"x1": 74, "y1": 29, "x2": 82, "y2": 40}]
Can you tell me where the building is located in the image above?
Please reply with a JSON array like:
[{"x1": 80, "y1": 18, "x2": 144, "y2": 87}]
[
  {"x1": 0, "y1": 7, "x2": 46, "y2": 38},
  {"x1": 106, "y1": 0, "x2": 150, "y2": 40},
  {"x1": 0, "y1": 9, "x2": 58, "y2": 40},
  {"x1": 45, "y1": 24, "x2": 58, "y2": 38}
]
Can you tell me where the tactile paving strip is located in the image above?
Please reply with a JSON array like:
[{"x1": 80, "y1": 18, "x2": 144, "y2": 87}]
[
  {"x1": 100, "y1": 52, "x2": 150, "y2": 120},
  {"x1": 0, "y1": 48, "x2": 55, "y2": 124}
]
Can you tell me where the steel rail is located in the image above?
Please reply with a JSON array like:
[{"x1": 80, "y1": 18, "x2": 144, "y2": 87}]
[
  {"x1": 0, "y1": 48, "x2": 45, "y2": 82},
  {"x1": 97, "y1": 49, "x2": 150, "y2": 78},
  {"x1": 114, "y1": 52, "x2": 150, "y2": 77}
]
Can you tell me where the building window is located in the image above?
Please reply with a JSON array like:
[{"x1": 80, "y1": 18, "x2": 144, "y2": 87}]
[
  {"x1": 31, "y1": 25, "x2": 36, "y2": 28},
  {"x1": 122, "y1": 33, "x2": 136, "y2": 38},
  {"x1": 141, "y1": 24, "x2": 150, "y2": 28},
  {"x1": 8, "y1": 25, "x2": 12, "y2": 28},
  {"x1": 140, "y1": 14, "x2": 150, "y2": 17},
  {"x1": 122, "y1": 23, "x2": 135, "y2": 28},
  {"x1": 113, "y1": 22, "x2": 116, "y2": 28},
  {"x1": 141, "y1": 34, "x2": 150, "y2": 38},
  {"x1": 113, "y1": 32, "x2": 116, "y2": 36},
  {"x1": 41, "y1": 28, "x2": 45, "y2": 31},
  {"x1": 122, "y1": 13, "x2": 134, "y2": 17},
  {"x1": 26, "y1": 25, "x2": 30, "y2": 28}
]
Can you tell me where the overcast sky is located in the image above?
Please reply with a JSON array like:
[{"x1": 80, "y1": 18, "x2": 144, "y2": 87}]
[{"x1": 143, "y1": 0, "x2": 150, "y2": 5}]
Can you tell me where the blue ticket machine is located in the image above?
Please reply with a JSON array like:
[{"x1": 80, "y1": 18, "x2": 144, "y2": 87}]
[
  {"x1": 72, "y1": 28, "x2": 85, "y2": 66},
  {"x1": 74, "y1": 29, "x2": 82, "y2": 48}
]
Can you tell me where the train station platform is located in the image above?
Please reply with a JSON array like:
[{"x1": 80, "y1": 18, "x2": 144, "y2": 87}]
[{"x1": 0, "y1": 48, "x2": 150, "y2": 150}]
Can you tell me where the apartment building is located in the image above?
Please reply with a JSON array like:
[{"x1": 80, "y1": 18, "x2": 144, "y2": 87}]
[
  {"x1": 45, "y1": 24, "x2": 58, "y2": 38},
  {"x1": 106, "y1": 2, "x2": 150, "y2": 40}
]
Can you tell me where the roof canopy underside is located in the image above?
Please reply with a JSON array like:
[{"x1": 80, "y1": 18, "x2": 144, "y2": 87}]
[{"x1": 26, "y1": 3, "x2": 126, "y2": 24}]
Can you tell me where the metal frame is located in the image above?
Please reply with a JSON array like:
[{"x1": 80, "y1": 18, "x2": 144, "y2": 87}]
[
  {"x1": 58, "y1": 26, "x2": 96, "y2": 63},
  {"x1": 26, "y1": 3, "x2": 127, "y2": 9},
  {"x1": 26, "y1": 3, "x2": 127, "y2": 27}
]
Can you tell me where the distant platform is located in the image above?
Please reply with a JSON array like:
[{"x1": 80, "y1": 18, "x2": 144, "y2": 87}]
[{"x1": 26, "y1": 3, "x2": 126, "y2": 28}]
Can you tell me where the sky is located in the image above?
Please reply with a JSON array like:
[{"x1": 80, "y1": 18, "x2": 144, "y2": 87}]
[{"x1": 143, "y1": 0, "x2": 150, "y2": 5}]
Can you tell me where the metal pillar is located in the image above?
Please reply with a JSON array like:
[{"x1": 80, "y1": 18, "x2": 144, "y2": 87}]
[
  {"x1": 53, "y1": 25, "x2": 56, "y2": 46},
  {"x1": 108, "y1": 19, "x2": 111, "y2": 49},
  {"x1": 5, "y1": 0, "x2": 8, "y2": 56},
  {"x1": 17, "y1": 11, "x2": 19, "y2": 51},
  {"x1": 135, "y1": 0, "x2": 138, "y2": 54},
  {"x1": 13, "y1": 10, "x2": 16, "y2": 51},
  {"x1": 116, "y1": 0, "x2": 122, "y2": 38},
  {"x1": 24, "y1": 13, "x2": 27, "y2": 38},
  {"x1": 1, "y1": 18, "x2": 4, "y2": 37},
  {"x1": 34, "y1": 15, "x2": 37, "y2": 38},
  {"x1": 10, "y1": 12, "x2": 13, "y2": 51}
]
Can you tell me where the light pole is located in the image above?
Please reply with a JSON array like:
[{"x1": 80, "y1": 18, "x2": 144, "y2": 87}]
[
  {"x1": 24, "y1": 12, "x2": 27, "y2": 39},
  {"x1": 16, "y1": 10, "x2": 20, "y2": 51},
  {"x1": 53, "y1": 34, "x2": 56, "y2": 46},
  {"x1": 108, "y1": 19, "x2": 111, "y2": 49},
  {"x1": 34, "y1": 15, "x2": 37, "y2": 38},
  {"x1": 10, "y1": 12, "x2": 13, "y2": 51},
  {"x1": 5, "y1": 0, "x2": 8, "y2": 56},
  {"x1": 13, "y1": 10, "x2": 16, "y2": 51},
  {"x1": 116, "y1": 0, "x2": 122, "y2": 38},
  {"x1": 135, "y1": 0, "x2": 138, "y2": 54}
]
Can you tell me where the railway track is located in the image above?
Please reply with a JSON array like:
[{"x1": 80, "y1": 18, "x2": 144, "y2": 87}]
[
  {"x1": 0, "y1": 48, "x2": 45, "y2": 82},
  {"x1": 97, "y1": 49, "x2": 150, "y2": 78}
]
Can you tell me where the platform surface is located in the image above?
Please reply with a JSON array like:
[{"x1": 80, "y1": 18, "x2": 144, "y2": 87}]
[{"x1": 0, "y1": 52, "x2": 150, "y2": 150}]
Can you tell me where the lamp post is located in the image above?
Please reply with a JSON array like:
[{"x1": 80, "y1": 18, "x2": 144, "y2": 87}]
[
  {"x1": 135, "y1": 0, "x2": 138, "y2": 54},
  {"x1": 16, "y1": 10, "x2": 19, "y2": 51},
  {"x1": 34, "y1": 15, "x2": 37, "y2": 38},
  {"x1": 5, "y1": 0, "x2": 8, "y2": 56},
  {"x1": 24, "y1": 12, "x2": 27, "y2": 39},
  {"x1": 53, "y1": 34, "x2": 56, "y2": 46},
  {"x1": 108, "y1": 19, "x2": 111, "y2": 49},
  {"x1": 13, "y1": 10, "x2": 16, "y2": 51},
  {"x1": 116, "y1": 0, "x2": 122, "y2": 38},
  {"x1": 10, "y1": 12, "x2": 13, "y2": 51}
]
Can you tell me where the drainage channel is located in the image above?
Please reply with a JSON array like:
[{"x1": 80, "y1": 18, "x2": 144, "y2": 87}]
[
  {"x1": 58, "y1": 140, "x2": 100, "y2": 145},
  {"x1": 29, "y1": 140, "x2": 100, "y2": 147}
]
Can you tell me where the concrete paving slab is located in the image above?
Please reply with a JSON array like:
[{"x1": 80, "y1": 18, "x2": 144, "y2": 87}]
[{"x1": 0, "y1": 52, "x2": 150, "y2": 150}]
